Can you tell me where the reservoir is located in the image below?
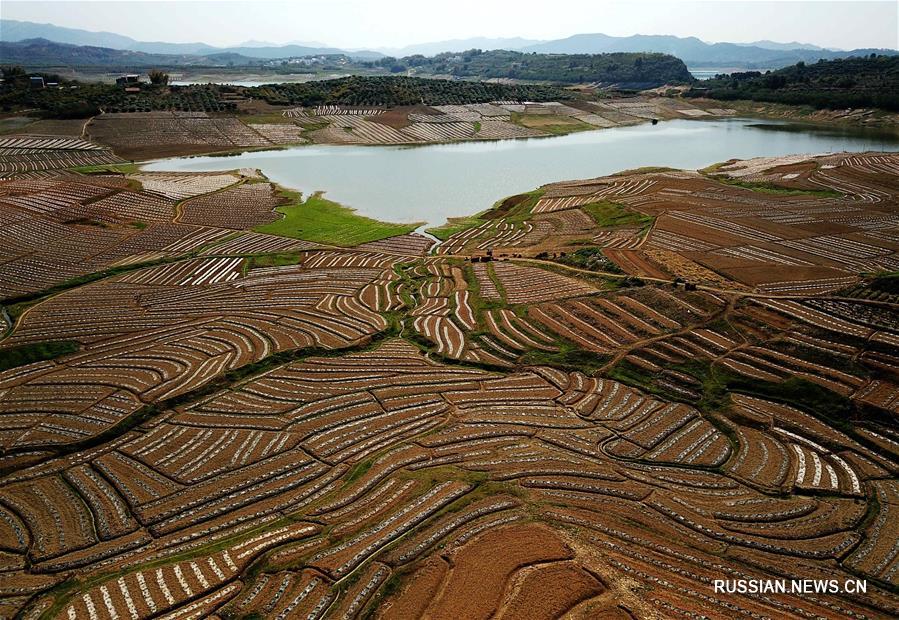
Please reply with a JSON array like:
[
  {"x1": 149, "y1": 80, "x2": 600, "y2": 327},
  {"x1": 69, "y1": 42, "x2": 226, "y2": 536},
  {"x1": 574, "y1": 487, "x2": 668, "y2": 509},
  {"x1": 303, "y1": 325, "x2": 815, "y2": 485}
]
[{"x1": 143, "y1": 117, "x2": 899, "y2": 227}]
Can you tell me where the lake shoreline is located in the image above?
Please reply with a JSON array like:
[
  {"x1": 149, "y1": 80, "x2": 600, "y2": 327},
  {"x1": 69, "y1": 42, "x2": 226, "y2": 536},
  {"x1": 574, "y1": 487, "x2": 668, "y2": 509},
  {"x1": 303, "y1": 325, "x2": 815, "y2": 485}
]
[{"x1": 142, "y1": 117, "x2": 899, "y2": 229}]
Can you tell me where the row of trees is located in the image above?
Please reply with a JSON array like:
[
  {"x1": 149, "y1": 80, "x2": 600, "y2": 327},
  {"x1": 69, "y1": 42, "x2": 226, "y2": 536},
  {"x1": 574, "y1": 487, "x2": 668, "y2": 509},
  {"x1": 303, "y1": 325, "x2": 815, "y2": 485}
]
[
  {"x1": 363, "y1": 50, "x2": 693, "y2": 86},
  {"x1": 244, "y1": 76, "x2": 575, "y2": 106},
  {"x1": 0, "y1": 70, "x2": 232, "y2": 117},
  {"x1": 1, "y1": 71, "x2": 574, "y2": 116},
  {"x1": 685, "y1": 55, "x2": 899, "y2": 111}
]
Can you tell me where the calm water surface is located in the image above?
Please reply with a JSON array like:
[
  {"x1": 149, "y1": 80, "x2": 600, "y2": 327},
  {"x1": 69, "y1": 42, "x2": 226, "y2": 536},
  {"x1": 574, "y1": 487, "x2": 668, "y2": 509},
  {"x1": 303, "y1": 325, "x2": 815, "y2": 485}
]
[{"x1": 143, "y1": 118, "x2": 899, "y2": 227}]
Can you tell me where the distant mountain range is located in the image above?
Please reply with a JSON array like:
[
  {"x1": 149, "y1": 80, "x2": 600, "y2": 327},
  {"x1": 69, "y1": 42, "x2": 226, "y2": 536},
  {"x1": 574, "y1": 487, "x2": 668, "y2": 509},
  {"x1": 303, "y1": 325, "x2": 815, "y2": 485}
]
[
  {"x1": 373, "y1": 36, "x2": 834, "y2": 59},
  {"x1": 0, "y1": 39, "x2": 262, "y2": 67},
  {"x1": 513, "y1": 34, "x2": 890, "y2": 68},
  {"x1": 372, "y1": 38, "x2": 544, "y2": 58},
  {"x1": 0, "y1": 20, "x2": 384, "y2": 60},
  {"x1": 1, "y1": 19, "x2": 895, "y2": 70},
  {"x1": 737, "y1": 40, "x2": 828, "y2": 52}
]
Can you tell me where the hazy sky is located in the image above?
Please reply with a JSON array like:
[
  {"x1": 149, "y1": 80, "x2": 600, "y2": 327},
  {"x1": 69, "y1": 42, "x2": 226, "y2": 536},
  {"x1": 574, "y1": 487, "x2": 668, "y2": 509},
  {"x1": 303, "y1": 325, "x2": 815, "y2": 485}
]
[{"x1": 3, "y1": 0, "x2": 897, "y2": 50}]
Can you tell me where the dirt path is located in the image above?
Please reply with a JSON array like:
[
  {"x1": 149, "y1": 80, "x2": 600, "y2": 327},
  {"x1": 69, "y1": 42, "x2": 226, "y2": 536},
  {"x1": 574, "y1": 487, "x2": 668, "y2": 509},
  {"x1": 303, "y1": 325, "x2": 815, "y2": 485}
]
[
  {"x1": 634, "y1": 214, "x2": 658, "y2": 250},
  {"x1": 595, "y1": 294, "x2": 735, "y2": 374},
  {"x1": 439, "y1": 254, "x2": 899, "y2": 310},
  {"x1": 0, "y1": 305, "x2": 12, "y2": 338},
  {"x1": 80, "y1": 115, "x2": 96, "y2": 140}
]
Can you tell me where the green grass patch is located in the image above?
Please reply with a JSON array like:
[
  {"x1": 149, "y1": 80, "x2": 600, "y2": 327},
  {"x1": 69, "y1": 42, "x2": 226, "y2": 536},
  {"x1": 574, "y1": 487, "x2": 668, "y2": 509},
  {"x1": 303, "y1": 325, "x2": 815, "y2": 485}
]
[
  {"x1": 510, "y1": 112, "x2": 593, "y2": 135},
  {"x1": 246, "y1": 252, "x2": 304, "y2": 269},
  {"x1": 608, "y1": 358, "x2": 697, "y2": 405},
  {"x1": 485, "y1": 262, "x2": 507, "y2": 303},
  {"x1": 729, "y1": 375, "x2": 854, "y2": 430},
  {"x1": 299, "y1": 120, "x2": 329, "y2": 138},
  {"x1": 485, "y1": 189, "x2": 544, "y2": 222},
  {"x1": 612, "y1": 166, "x2": 679, "y2": 176},
  {"x1": 868, "y1": 271, "x2": 899, "y2": 295},
  {"x1": 582, "y1": 200, "x2": 653, "y2": 228},
  {"x1": 255, "y1": 189, "x2": 420, "y2": 247},
  {"x1": 460, "y1": 263, "x2": 504, "y2": 315},
  {"x1": 71, "y1": 163, "x2": 141, "y2": 175},
  {"x1": 203, "y1": 146, "x2": 286, "y2": 158},
  {"x1": 0, "y1": 341, "x2": 79, "y2": 372},
  {"x1": 551, "y1": 247, "x2": 624, "y2": 273},
  {"x1": 608, "y1": 356, "x2": 856, "y2": 431},
  {"x1": 427, "y1": 214, "x2": 484, "y2": 241},
  {"x1": 343, "y1": 458, "x2": 374, "y2": 487},
  {"x1": 427, "y1": 189, "x2": 544, "y2": 242},
  {"x1": 520, "y1": 344, "x2": 609, "y2": 374},
  {"x1": 699, "y1": 161, "x2": 729, "y2": 175}
]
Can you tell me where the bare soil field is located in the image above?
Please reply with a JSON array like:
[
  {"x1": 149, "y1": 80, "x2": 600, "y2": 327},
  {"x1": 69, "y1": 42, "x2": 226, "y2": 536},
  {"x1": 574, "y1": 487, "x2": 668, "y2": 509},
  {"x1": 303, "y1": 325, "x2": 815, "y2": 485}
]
[
  {"x1": 0, "y1": 135, "x2": 124, "y2": 178},
  {"x1": 47, "y1": 96, "x2": 738, "y2": 160},
  {"x1": 86, "y1": 112, "x2": 274, "y2": 160},
  {"x1": 0, "y1": 150, "x2": 897, "y2": 620},
  {"x1": 435, "y1": 153, "x2": 899, "y2": 295}
]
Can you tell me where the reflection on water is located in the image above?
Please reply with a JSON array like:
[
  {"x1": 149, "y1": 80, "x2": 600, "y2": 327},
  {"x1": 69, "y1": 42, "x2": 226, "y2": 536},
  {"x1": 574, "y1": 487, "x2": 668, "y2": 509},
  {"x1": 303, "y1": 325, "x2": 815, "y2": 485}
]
[
  {"x1": 143, "y1": 118, "x2": 899, "y2": 227},
  {"x1": 747, "y1": 122, "x2": 899, "y2": 142}
]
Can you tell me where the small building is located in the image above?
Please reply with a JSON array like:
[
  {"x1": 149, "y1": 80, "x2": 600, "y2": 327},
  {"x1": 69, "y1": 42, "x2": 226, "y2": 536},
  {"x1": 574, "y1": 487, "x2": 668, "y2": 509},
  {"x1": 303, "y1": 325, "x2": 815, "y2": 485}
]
[
  {"x1": 29, "y1": 76, "x2": 45, "y2": 89},
  {"x1": 116, "y1": 74, "x2": 141, "y2": 87}
]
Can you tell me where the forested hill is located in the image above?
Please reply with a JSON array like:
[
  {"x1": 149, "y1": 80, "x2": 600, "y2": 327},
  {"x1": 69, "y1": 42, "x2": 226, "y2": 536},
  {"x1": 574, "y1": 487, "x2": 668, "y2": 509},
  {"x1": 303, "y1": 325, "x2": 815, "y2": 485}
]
[
  {"x1": 685, "y1": 55, "x2": 899, "y2": 111},
  {"x1": 370, "y1": 50, "x2": 694, "y2": 88},
  {"x1": 0, "y1": 73, "x2": 575, "y2": 117},
  {"x1": 243, "y1": 76, "x2": 575, "y2": 106}
]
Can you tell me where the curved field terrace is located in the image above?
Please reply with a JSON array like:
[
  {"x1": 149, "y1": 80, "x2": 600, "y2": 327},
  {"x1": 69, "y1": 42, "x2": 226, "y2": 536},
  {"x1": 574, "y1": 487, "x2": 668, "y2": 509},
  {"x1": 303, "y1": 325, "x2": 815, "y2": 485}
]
[{"x1": 0, "y1": 125, "x2": 898, "y2": 620}]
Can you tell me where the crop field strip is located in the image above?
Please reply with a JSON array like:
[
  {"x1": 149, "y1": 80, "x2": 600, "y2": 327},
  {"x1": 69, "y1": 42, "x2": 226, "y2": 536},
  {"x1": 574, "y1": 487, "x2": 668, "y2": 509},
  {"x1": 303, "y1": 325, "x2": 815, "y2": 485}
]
[
  {"x1": 545, "y1": 155, "x2": 899, "y2": 291},
  {"x1": 0, "y1": 171, "x2": 257, "y2": 298},
  {"x1": 177, "y1": 182, "x2": 285, "y2": 229},
  {"x1": 0, "y1": 152, "x2": 898, "y2": 619},
  {"x1": 0, "y1": 96, "x2": 738, "y2": 168},
  {"x1": 1, "y1": 335, "x2": 897, "y2": 619},
  {"x1": 0, "y1": 135, "x2": 124, "y2": 177},
  {"x1": 246, "y1": 123, "x2": 308, "y2": 144},
  {"x1": 253, "y1": 98, "x2": 722, "y2": 148},
  {"x1": 86, "y1": 112, "x2": 274, "y2": 158}
]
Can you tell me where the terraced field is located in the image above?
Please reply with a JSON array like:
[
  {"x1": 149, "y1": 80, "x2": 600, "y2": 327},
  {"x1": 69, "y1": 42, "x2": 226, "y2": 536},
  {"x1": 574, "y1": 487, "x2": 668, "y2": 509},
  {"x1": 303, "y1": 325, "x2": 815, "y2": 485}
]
[
  {"x1": 2, "y1": 97, "x2": 733, "y2": 161},
  {"x1": 0, "y1": 136, "x2": 124, "y2": 178},
  {"x1": 289, "y1": 97, "x2": 730, "y2": 147},
  {"x1": 0, "y1": 151, "x2": 898, "y2": 619}
]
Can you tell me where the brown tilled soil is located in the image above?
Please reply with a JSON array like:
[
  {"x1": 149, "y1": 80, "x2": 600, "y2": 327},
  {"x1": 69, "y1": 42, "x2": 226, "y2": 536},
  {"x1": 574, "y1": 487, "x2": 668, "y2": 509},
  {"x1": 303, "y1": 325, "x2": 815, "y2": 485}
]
[
  {"x1": 235, "y1": 100, "x2": 290, "y2": 114},
  {"x1": 377, "y1": 558, "x2": 449, "y2": 620},
  {"x1": 18, "y1": 119, "x2": 87, "y2": 136},
  {"x1": 369, "y1": 105, "x2": 438, "y2": 129},
  {"x1": 102, "y1": 142, "x2": 253, "y2": 161},
  {"x1": 421, "y1": 523, "x2": 574, "y2": 619},
  {"x1": 495, "y1": 561, "x2": 605, "y2": 620},
  {"x1": 603, "y1": 248, "x2": 671, "y2": 279}
]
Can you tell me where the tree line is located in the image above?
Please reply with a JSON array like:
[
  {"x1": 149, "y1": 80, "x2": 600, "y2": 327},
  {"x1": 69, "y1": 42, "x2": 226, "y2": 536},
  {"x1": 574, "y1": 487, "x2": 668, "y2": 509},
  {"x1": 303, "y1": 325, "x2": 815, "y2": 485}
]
[
  {"x1": 245, "y1": 76, "x2": 575, "y2": 106},
  {"x1": 365, "y1": 49, "x2": 693, "y2": 87},
  {"x1": 0, "y1": 71, "x2": 575, "y2": 117},
  {"x1": 684, "y1": 55, "x2": 899, "y2": 111}
]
